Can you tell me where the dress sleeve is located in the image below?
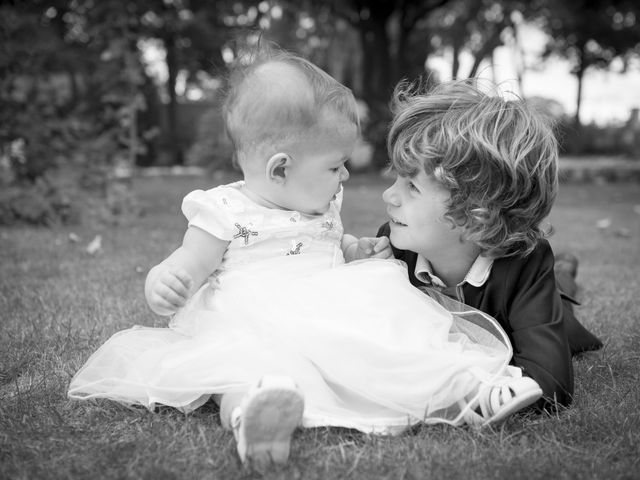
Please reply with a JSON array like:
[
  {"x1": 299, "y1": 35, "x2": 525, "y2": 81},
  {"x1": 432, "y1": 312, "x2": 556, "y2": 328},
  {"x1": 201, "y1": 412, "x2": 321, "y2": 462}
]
[
  {"x1": 505, "y1": 242, "x2": 574, "y2": 408},
  {"x1": 181, "y1": 188, "x2": 238, "y2": 241}
]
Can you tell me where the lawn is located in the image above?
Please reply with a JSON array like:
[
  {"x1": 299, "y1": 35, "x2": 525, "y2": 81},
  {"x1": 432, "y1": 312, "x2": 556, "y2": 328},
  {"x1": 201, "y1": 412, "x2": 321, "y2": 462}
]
[{"x1": 1, "y1": 172, "x2": 639, "y2": 480}]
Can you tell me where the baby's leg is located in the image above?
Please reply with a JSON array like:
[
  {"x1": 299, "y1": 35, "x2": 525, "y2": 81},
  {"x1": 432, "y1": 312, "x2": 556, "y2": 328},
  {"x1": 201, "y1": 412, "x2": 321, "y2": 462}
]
[
  {"x1": 215, "y1": 392, "x2": 247, "y2": 430},
  {"x1": 218, "y1": 376, "x2": 305, "y2": 473}
]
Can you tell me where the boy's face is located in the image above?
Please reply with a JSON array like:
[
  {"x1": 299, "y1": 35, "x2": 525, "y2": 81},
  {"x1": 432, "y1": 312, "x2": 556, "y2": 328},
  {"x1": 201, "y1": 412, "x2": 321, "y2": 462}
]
[
  {"x1": 282, "y1": 124, "x2": 356, "y2": 215},
  {"x1": 382, "y1": 170, "x2": 464, "y2": 256}
]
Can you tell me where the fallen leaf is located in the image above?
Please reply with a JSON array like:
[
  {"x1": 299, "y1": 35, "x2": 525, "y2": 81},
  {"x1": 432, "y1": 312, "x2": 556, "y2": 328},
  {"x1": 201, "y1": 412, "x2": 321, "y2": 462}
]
[
  {"x1": 596, "y1": 218, "x2": 611, "y2": 229},
  {"x1": 68, "y1": 232, "x2": 80, "y2": 243},
  {"x1": 614, "y1": 228, "x2": 632, "y2": 238},
  {"x1": 86, "y1": 235, "x2": 102, "y2": 255}
]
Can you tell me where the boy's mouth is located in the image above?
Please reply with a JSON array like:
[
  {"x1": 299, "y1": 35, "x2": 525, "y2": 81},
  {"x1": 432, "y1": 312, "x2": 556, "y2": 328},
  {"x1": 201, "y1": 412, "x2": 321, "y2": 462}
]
[{"x1": 389, "y1": 215, "x2": 407, "y2": 227}]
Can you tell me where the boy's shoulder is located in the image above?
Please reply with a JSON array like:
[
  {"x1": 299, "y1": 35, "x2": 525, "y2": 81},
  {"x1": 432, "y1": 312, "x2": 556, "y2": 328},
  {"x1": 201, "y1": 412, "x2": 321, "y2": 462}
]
[
  {"x1": 492, "y1": 239, "x2": 554, "y2": 272},
  {"x1": 488, "y1": 239, "x2": 556, "y2": 291}
]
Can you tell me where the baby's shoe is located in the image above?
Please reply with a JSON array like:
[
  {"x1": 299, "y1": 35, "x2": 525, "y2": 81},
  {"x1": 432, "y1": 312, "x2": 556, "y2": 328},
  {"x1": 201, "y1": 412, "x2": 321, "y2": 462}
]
[
  {"x1": 464, "y1": 376, "x2": 542, "y2": 427},
  {"x1": 231, "y1": 375, "x2": 304, "y2": 472}
]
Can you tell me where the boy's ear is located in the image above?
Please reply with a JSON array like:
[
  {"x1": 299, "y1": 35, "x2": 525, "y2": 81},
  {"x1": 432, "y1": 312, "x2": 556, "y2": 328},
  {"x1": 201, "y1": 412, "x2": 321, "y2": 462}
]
[{"x1": 266, "y1": 153, "x2": 291, "y2": 184}]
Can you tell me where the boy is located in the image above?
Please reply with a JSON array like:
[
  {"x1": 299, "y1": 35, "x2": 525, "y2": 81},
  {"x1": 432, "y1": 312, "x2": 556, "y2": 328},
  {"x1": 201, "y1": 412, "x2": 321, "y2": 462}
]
[{"x1": 378, "y1": 80, "x2": 602, "y2": 411}]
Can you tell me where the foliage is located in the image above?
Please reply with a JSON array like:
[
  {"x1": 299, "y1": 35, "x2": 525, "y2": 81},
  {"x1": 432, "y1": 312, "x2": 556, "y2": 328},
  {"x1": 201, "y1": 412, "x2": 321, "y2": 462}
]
[
  {"x1": 0, "y1": 177, "x2": 78, "y2": 226},
  {"x1": 2, "y1": 0, "x2": 639, "y2": 207},
  {"x1": 427, "y1": 0, "x2": 541, "y2": 79},
  {"x1": 538, "y1": 0, "x2": 640, "y2": 124},
  {"x1": 286, "y1": 0, "x2": 453, "y2": 168},
  {"x1": 0, "y1": 1, "x2": 154, "y2": 226},
  {"x1": 185, "y1": 105, "x2": 234, "y2": 171},
  {"x1": 0, "y1": 3, "x2": 79, "y2": 183},
  {"x1": 130, "y1": 0, "x2": 232, "y2": 164}
]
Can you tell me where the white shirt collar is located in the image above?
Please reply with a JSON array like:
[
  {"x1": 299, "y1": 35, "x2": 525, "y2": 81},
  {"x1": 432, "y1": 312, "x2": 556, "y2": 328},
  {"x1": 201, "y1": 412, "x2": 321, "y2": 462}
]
[{"x1": 414, "y1": 254, "x2": 494, "y2": 288}]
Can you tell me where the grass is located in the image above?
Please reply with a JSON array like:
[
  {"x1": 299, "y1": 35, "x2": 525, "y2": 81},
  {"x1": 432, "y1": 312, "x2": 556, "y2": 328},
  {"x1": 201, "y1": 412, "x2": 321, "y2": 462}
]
[{"x1": 1, "y1": 172, "x2": 640, "y2": 480}]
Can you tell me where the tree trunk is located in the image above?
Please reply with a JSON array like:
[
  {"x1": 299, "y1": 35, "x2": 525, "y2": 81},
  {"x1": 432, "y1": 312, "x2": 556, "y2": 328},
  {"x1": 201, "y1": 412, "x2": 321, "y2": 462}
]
[
  {"x1": 512, "y1": 18, "x2": 525, "y2": 96},
  {"x1": 452, "y1": 42, "x2": 461, "y2": 79},
  {"x1": 467, "y1": 54, "x2": 485, "y2": 79},
  {"x1": 164, "y1": 34, "x2": 183, "y2": 165},
  {"x1": 574, "y1": 45, "x2": 586, "y2": 127},
  {"x1": 359, "y1": 20, "x2": 393, "y2": 103}
]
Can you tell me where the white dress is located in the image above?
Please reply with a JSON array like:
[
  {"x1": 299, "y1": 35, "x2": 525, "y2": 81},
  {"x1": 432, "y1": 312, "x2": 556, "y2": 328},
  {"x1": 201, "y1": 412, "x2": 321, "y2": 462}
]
[{"x1": 68, "y1": 181, "x2": 512, "y2": 434}]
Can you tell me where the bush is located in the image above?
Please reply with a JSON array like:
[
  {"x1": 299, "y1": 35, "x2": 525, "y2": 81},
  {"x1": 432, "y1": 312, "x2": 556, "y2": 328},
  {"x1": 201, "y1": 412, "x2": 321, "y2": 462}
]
[
  {"x1": 0, "y1": 176, "x2": 80, "y2": 226},
  {"x1": 185, "y1": 107, "x2": 234, "y2": 171}
]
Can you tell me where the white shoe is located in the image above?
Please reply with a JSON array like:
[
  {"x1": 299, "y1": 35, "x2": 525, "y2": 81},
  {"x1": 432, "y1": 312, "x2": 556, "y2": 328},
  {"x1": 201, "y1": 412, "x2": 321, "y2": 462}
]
[
  {"x1": 464, "y1": 376, "x2": 542, "y2": 427},
  {"x1": 231, "y1": 375, "x2": 304, "y2": 472}
]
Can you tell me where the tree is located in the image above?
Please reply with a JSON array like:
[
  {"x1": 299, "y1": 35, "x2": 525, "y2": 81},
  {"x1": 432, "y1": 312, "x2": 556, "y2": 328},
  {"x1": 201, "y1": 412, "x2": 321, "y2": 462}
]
[
  {"x1": 310, "y1": 0, "x2": 450, "y2": 102},
  {"x1": 131, "y1": 0, "x2": 232, "y2": 164},
  {"x1": 0, "y1": 1, "x2": 155, "y2": 224},
  {"x1": 539, "y1": 0, "x2": 640, "y2": 126},
  {"x1": 275, "y1": 0, "x2": 450, "y2": 168},
  {"x1": 429, "y1": 0, "x2": 512, "y2": 79}
]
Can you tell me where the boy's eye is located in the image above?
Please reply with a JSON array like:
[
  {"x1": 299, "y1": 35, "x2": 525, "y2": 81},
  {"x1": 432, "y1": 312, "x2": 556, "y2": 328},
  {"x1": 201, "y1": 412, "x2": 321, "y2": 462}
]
[{"x1": 408, "y1": 181, "x2": 419, "y2": 192}]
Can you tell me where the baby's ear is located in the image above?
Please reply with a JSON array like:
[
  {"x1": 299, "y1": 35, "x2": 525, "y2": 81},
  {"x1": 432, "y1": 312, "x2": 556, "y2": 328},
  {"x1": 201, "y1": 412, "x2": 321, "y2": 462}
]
[{"x1": 266, "y1": 153, "x2": 291, "y2": 183}]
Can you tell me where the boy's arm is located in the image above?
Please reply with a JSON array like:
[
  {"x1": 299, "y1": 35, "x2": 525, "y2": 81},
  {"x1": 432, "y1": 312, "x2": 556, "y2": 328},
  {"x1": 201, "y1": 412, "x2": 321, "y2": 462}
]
[
  {"x1": 502, "y1": 242, "x2": 574, "y2": 409},
  {"x1": 145, "y1": 226, "x2": 228, "y2": 316}
]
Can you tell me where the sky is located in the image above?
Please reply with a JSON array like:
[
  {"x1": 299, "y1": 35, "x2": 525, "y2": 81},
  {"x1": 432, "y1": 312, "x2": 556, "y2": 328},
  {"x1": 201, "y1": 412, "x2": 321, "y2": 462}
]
[{"x1": 427, "y1": 23, "x2": 640, "y2": 126}]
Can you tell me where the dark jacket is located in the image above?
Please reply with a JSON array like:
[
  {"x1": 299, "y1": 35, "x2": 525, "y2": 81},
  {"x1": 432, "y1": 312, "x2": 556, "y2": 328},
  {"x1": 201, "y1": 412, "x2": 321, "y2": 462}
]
[{"x1": 377, "y1": 223, "x2": 602, "y2": 409}]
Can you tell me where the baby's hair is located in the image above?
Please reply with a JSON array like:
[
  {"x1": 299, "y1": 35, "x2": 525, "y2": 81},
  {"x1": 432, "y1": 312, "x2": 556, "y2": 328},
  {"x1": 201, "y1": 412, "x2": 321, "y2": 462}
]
[
  {"x1": 388, "y1": 79, "x2": 559, "y2": 258},
  {"x1": 222, "y1": 44, "x2": 359, "y2": 168}
]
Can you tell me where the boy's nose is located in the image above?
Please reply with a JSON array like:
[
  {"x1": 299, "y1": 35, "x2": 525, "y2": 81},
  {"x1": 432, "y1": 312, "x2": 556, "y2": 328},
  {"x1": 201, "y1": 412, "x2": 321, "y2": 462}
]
[{"x1": 382, "y1": 184, "x2": 399, "y2": 206}]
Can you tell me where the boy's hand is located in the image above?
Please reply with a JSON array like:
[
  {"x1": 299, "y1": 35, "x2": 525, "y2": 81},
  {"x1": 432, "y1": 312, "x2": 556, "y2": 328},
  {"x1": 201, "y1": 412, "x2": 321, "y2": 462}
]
[
  {"x1": 354, "y1": 236, "x2": 393, "y2": 260},
  {"x1": 146, "y1": 265, "x2": 194, "y2": 316}
]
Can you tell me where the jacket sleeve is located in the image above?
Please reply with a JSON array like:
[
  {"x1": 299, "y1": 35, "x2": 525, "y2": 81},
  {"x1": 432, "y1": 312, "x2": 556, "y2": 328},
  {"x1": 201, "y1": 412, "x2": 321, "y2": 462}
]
[
  {"x1": 505, "y1": 242, "x2": 574, "y2": 409},
  {"x1": 376, "y1": 222, "x2": 389, "y2": 239}
]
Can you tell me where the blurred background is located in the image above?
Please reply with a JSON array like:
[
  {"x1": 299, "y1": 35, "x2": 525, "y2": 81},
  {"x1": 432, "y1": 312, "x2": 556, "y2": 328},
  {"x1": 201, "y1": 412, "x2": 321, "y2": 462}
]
[{"x1": 1, "y1": 0, "x2": 640, "y2": 226}]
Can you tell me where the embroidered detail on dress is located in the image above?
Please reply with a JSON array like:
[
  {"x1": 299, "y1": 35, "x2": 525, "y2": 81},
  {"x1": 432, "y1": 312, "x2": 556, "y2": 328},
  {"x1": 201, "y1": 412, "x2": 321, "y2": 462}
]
[
  {"x1": 322, "y1": 219, "x2": 335, "y2": 231},
  {"x1": 286, "y1": 241, "x2": 303, "y2": 255},
  {"x1": 290, "y1": 217, "x2": 297, "y2": 222},
  {"x1": 233, "y1": 223, "x2": 258, "y2": 245}
]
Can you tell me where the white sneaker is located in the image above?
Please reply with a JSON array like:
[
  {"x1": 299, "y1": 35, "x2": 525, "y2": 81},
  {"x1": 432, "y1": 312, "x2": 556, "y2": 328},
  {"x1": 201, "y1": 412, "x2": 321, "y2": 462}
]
[{"x1": 231, "y1": 375, "x2": 304, "y2": 472}]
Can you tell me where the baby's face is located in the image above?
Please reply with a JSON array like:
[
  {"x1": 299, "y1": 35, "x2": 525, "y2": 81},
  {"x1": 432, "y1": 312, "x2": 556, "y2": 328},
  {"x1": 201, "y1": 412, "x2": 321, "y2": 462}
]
[
  {"x1": 382, "y1": 170, "x2": 464, "y2": 256},
  {"x1": 280, "y1": 124, "x2": 357, "y2": 215}
]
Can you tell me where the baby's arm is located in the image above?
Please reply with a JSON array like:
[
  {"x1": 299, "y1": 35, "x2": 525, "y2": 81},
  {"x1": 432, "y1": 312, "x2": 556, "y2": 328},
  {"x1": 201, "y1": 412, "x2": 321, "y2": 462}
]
[
  {"x1": 145, "y1": 226, "x2": 229, "y2": 316},
  {"x1": 341, "y1": 233, "x2": 393, "y2": 262}
]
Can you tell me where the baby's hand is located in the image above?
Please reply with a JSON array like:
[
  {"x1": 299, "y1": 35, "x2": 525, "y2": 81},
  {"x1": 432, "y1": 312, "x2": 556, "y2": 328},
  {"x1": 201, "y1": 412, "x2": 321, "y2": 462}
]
[
  {"x1": 146, "y1": 265, "x2": 194, "y2": 316},
  {"x1": 354, "y1": 236, "x2": 393, "y2": 260}
]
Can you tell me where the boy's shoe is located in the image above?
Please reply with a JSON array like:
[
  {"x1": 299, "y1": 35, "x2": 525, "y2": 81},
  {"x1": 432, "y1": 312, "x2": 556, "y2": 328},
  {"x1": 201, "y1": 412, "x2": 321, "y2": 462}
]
[
  {"x1": 231, "y1": 375, "x2": 304, "y2": 472},
  {"x1": 554, "y1": 252, "x2": 579, "y2": 279},
  {"x1": 463, "y1": 376, "x2": 542, "y2": 427}
]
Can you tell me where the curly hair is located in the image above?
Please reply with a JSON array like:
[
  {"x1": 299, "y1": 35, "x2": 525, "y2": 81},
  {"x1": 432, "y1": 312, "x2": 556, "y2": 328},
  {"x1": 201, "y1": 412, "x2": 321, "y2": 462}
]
[{"x1": 387, "y1": 79, "x2": 559, "y2": 258}]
